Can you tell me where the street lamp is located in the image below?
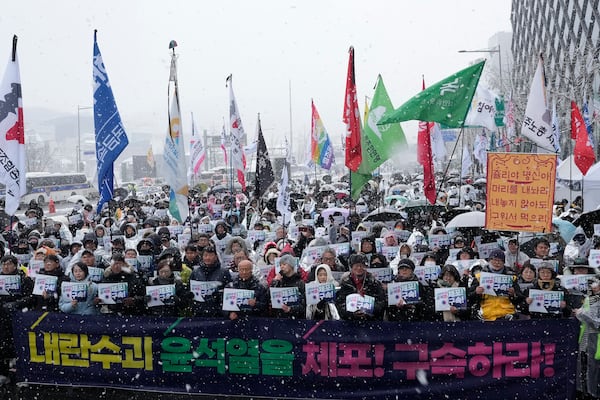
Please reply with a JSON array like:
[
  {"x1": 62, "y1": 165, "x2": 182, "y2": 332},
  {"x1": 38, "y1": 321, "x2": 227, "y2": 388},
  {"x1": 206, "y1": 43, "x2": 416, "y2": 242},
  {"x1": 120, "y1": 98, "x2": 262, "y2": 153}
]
[
  {"x1": 458, "y1": 45, "x2": 502, "y2": 89},
  {"x1": 77, "y1": 105, "x2": 92, "y2": 173}
]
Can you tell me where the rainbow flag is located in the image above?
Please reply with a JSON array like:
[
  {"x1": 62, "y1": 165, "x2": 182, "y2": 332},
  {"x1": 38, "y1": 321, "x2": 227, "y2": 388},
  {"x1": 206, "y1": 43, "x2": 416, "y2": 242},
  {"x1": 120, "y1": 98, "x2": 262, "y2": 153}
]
[{"x1": 310, "y1": 100, "x2": 334, "y2": 170}]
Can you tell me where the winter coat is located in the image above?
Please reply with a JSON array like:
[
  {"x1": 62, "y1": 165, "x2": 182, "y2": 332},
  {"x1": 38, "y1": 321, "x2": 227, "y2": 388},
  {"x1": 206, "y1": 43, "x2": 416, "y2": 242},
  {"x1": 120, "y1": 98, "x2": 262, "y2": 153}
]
[
  {"x1": 145, "y1": 274, "x2": 188, "y2": 317},
  {"x1": 269, "y1": 272, "x2": 306, "y2": 319},
  {"x1": 468, "y1": 267, "x2": 524, "y2": 321},
  {"x1": 386, "y1": 272, "x2": 436, "y2": 322},
  {"x1": 336, "y1": 272, "x2": 386, "y2": 321},
  {"x1": 189, "y1": 261, "x2": 232, "y2": 317},
  {"x1": 524, "y1": 279, "x2": 571, "y2": 319},
  {"x1": 32, "y1": 267, "x2": 70, "y2": 312},
  {"x1": 58, "y1": 277, "x2": 100, "y2": 315},
  {"x1": 225, "y1": 275, "x2": 269, "y2": 319},
  {"x1": 100, "y1": 266, "x2": 147, "y2": 316},
  {"x1": 306, "y1": 264, "x2": 340, "y2": 320}
]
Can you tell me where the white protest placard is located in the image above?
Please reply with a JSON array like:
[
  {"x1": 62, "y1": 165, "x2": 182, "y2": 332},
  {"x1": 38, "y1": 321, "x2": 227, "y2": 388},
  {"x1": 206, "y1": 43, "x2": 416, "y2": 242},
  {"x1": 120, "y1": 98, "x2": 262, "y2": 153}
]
[
  {"x1": 302, "y1": 246, "x2": 326, "y2": 266},
  {"x1": 220, "y1": 254, "x2": 234, "y2": 268},
  {"x1": 429, "y1": 234, "x2": 452, "y2": 248},
  {"x1": 177, "y1": 233, "x2": 191, "y2": 248},
  {"x1": 351, "y1": 231, "x2": 368, "y2": 252},
  {"x1": 381, "y1": 246, "x2": 399, "y2": 262},
  {"x1": 67, "y1": 213, "x2": 82, "y2": 225},
  {"x1": 60, "y1": 281, "x2": 89, "y2": 302},
  {"x1": 15, "y1": 253, "x2": 31, "y2": 266},
  {"x1": 395, "y1": 230, "x2": 412, "y2": 243},
  {"x1": 137, "y1": 255, "x2": 155, "y2": 275},
  {"x1": 197, "y1": 223, "x2": 213, "y2": 234},
  {"x1": 549, "y1": 242, "x2": 559, "y2": 256},
  {"x1": 454, "y1": 260, "x2": 477, "y2": 277},
  {"x1": 434, "y1": 287, "x2": 467, "y2": 311},
  {"x1": 269, "y1": 286, "x2": 301, "y2": 309},
  {"x1": 375, "y1": 238, "x2": 384, "y2": 254},
  {"x1": 559, "y1": 274, "x2": 595, "y2": 292},
  {"x1": 305, "y1": 282, "x2": 336, "y2": 306},
  {"x1": 478, "y1": 272, "x2": 514, "y2": 297},
  {"x1": 412, "y1": 252, "x2": 427, "y2": 265},
  {"x1": 447, "y1": 248, "x2": 461, "y2": 264},
  {"x1": 97, "y1": 282, "x2": 128, "y2": 304},
  {"x1": 528, "y1": 289, "x2": 563, "y2": 314},
  {"x1": 33, "y1": 275, "x2": 58, "y2": 296},
  {"x1": 387, "y1": 281, "x2": 420, "y2": 305},
  {"x1": 367, "y1": 267, "x2": 394, "y2": 283},
  {"x1": 125, "y1": 257, "x2": 139, "y2": 270},
  {"x1": 478, "y1": 242, "x2": 500, "y2": 260},
  {"x1": 27, "y1": 260, "x2": 44, "y2": 278},
  {"x1": 146, "y1": 284, "x2": 176, "y2": 307},
  {"x1": 0, "y1": 275, "x2": 20, "y2": 295},
  {"x1": 529, "y1": 258, "x2": 559, "y2": 272},
  {"x1": 190, "y1": 280, "x2": 222, "y2": 302},
  {"x1": 345, "y1": 293, "x2": 375, "y2": 315},
  {"x1": 24, "y1": 217, "x2": 38, "y2": 228},
  {"x1": 167, "y1": 225, "x2": 184, "y2": 238},
  {"x1": 588, "y1": 250, "x2": 600, "y2": 268},
  {"x1": 258, "y1": 265, "x2": 272, "y2": 280},
  {"x1": 594, "y1": 224, "x2": 600, "y2": 237},
  {"x1": 414, "y1": 265, "x2": 441, "y2": 285},
  {"x1": 330, "y1": 242, "x2": 351, "y2": 257},
  {"x1": 222, "y1": 288, "x2": 255, "y2": 311},
  {"x1": 88, "y1": 267, "x2": 104, "y2": 283},
  {"x1": 247, "y1": 229, "x2": 266, "y2": 244}
]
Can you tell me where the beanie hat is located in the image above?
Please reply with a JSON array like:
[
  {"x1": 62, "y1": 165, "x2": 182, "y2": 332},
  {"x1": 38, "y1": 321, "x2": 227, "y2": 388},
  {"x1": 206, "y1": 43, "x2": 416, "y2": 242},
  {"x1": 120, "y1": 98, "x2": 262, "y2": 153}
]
[
  {"x1": 488, "y1": 249, "x2": 505, "y2": 262},
  {"x1": 397, "y1": 258, "x2": 416, "y2": 271},
  {"x1": 280, "y1": 243, "x2": 295, "y2": 256},
  {"x1": 279, "y1": 254, "x2": 298, "y2": 271}
]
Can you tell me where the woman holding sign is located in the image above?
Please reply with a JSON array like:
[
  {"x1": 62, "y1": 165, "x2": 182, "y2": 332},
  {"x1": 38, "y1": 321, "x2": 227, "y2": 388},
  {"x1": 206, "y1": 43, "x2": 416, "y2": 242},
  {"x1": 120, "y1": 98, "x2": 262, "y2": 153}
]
[
  {"x1": 524, "y1": 262, "x2": 571, "y2": 319},
  {"x1": 306, "y1": 263, "x2": 340, "y2": 320},
  {"x1": 33, "y1": 254, "x2": 69, "y2": 312},
  {"x1": 269, "y1": 254, "x2": 306, "y2": 319},
  {"x1": 59, "y1": 262, "x2": 100, "y2": 316}
]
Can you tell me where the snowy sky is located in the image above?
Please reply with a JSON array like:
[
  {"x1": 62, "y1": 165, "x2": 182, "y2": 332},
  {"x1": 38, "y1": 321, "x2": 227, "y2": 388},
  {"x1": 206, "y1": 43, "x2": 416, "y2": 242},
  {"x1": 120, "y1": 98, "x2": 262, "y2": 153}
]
[{"x1": 0, "y1": 0, "x2": 512, "y2": 157}]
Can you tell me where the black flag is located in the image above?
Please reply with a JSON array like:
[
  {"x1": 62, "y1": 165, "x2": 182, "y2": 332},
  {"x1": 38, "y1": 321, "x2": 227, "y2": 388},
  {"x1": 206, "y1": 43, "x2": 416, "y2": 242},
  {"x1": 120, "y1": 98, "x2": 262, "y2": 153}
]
[{"x1": 255, "y1": 115, "x2": 275, "y2": 198}]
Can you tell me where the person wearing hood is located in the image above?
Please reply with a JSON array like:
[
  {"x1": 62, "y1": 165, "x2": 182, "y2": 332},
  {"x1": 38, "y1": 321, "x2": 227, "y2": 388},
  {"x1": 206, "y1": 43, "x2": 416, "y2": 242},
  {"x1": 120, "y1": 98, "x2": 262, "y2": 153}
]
[
  {"x1": 189, "y1": 246, "x2": 232, "y2": 317},
  {"x1": 336, "y1": 254, "x2": 386, "y2": 321},
  {"x1": 211, "y1": 221, "x2": 231, "y2": 257},
  {"x1": 435, "y1": 264, "x2": 470, "y2": 321},
  {"x1": 225, "y1": 259, "x2": 268, "y2": 320},
  {"x1": 182, "y1": 244, "x2": 201, "y2": 271},
  {"x1": 93, "y1": 225, "x2": 108, "y2": 246},
  {"x1": 226, "y1": 213, "x2": 247, "y2": 239},
  {"x1": 468, "y1": 249, "x2": 524, "y2": 321},
  {"x1": 59, "y1": 261, "x2": 100, "y2": 316},
  {"x1": 390, "y1": 244, "x2": 417, "y2": 275},
  {"x1": 524, "y1": 262, "x2": 571, "y2": 319},
  {"x1": 306, "y1": 263, "x2": 340, "y2": 320},
  {"x1": 387, "y1": 259, "x2": 435, "y2": 322},
  {"x1": 158, "y1": 247, "x2": 192, "y2": 284},
  {"x1": 33, "y1": 254, "x2": 70, "y2": 312},
  {"x1": 504, "y1": 238, "x2": 530, "y2": 273},
  {"x1": 564, "y1": 228, "x2": 593, "y2": 266},
  {"x1": 564, "y1": 258, "x2": 600, "y2": 310},
  {"x1": 100, "y1": 253, "x2": 146, "y2": 316},
  {"x1": 145, "y1": 258, "x2": 188, "y2": 317},
  {"x1": 270, "y1": 254, "x2": 306, "y2": 319}
]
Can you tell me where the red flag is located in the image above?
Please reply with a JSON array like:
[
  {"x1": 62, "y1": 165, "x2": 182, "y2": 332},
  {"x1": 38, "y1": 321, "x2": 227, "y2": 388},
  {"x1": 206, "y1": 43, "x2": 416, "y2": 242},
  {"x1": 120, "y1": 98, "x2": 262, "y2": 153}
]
[
  {"x1": 418, "y1": 78, "x2": 436, "y2": 205},
  {"x1": 343, "y1": 46, "x2": 362, "y2": 172},
  {"x1": 572, "y1": 100, "x2": 596, "y2": 175}
]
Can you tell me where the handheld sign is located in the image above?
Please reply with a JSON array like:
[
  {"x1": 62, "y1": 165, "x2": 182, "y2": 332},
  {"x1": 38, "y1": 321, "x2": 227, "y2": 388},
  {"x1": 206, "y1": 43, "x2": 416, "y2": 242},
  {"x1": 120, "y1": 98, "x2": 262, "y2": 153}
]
[
  {"x1": 189, "y1": 280, "x2": 221, "y2": 302},
  {"x1": 346, "y1": 293, "x2": 375, "y2": 315},
  {"x1": 387, "y1": 281, "x2": 420, "y2": 305},
  {"x1": 305, "y1": 282, "x2": 336, "y2": 306},
  {"x1": 434, "y1": 287, "x2": 467, "y2": 311},
  {"x1": 528, "y1": 289, "x2": 563, "y2": 314},
  {"x1": 145, "y1": 284, "x2": 176, "y2": 307},
  {"x1": 97, "y1": 282, "x2": 128, "y2": 304},
  {"x1": 478, "y1": 272, "x2": 514, "y2": 297},
  {"x1": 222, "y1": 288, "x2": 255, "y2": 311},
  {"x1": 270, "y1": 287, "x2": 301, "y2": 309}
]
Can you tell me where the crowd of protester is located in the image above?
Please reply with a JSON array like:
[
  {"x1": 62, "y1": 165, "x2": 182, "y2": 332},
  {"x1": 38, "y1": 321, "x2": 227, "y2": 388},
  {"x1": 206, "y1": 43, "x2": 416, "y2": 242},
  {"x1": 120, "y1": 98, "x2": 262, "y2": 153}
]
[{"x1": 0, "y1": 189, "x2": 598, "y2": 398}]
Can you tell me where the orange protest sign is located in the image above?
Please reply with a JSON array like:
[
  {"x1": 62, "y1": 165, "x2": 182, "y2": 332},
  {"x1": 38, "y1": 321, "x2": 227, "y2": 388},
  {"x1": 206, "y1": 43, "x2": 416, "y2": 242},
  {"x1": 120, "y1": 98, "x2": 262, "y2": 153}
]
[{"x1": 485, "y1": 153, "x2": 556, "y2": 233}]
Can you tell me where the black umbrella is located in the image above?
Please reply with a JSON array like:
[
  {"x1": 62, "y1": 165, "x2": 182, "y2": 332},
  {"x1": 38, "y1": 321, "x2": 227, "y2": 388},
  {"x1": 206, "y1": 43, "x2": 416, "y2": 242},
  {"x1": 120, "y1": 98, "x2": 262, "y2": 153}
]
[{"x1": 573, "y1": 209, "x2": 600, "y2": 237}]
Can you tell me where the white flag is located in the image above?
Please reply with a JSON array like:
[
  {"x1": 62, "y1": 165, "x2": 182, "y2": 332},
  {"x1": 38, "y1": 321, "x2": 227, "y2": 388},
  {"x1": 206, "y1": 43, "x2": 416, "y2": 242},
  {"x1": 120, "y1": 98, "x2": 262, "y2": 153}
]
[
  {"x1": 461, "y1": 145, "x2": 472, "y2": 178},
  {"x1": 163, "y1": 54, "x2": 189, "y2": 223},
  {"x1": 473, "y1": 132, "x2": 488, "y2": 174},
  {"x1": 521, "y1": 58, "x2": 558, "y2": 152},
  {"x1": 276, "y1": 148, "x2": 292, "y2": 225},
  {"x1": 465, "y1": 85, "x2": 499, "y2": 132},
  {"x1": 430, "y1": 123, "x2": 447, "y2": 165},
  {"x1": 226, "y1": 75, "x2": 247, "y2": 191},
  {"x1": 0, "y1": 37, "x2": 26, "y2": 215},
  {"x1": 189, "y1": 112, "x2": 206, "y2": 176}
]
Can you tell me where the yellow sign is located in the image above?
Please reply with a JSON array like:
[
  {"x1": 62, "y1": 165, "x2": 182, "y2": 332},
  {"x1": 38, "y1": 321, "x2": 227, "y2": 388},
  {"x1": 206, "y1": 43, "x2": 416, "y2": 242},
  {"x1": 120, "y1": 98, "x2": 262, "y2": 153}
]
[{"x1": 485, "y1": 153, "x2": 556, "y2": 233}]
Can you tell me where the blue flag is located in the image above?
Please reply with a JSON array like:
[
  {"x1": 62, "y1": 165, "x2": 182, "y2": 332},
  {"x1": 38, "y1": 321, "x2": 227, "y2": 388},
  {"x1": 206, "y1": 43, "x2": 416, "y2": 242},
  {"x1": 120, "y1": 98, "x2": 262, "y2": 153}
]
[{"x1": 93, "y1": 31, "x2": 129, "y2": 213}]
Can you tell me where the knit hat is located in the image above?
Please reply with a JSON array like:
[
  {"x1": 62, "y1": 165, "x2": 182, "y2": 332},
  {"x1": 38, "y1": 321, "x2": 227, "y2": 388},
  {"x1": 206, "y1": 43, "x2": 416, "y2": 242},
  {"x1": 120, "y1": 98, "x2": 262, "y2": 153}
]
[
  {"x1": 488, "y1": 249, "x2": 505, "y2": 261},
  {"x1": 397, "y1": 258, "x2": 416, "y2": 271},
  {"x1": 279, "y1": 254, "x2": 298, "y2": 271},
  {"x1": 536, "y1": 261, "x2": 557, "y2": 278},
  {"x1": 280, "y1": 242, "x2": 295, "y2": 256}
]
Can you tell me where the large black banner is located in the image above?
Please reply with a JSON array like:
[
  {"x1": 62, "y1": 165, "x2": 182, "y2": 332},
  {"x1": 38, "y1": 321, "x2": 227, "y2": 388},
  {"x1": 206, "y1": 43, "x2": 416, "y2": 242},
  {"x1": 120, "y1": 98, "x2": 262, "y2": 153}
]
[{"x1": 13, "y1": 312, "x2": 578, "y2": 399}]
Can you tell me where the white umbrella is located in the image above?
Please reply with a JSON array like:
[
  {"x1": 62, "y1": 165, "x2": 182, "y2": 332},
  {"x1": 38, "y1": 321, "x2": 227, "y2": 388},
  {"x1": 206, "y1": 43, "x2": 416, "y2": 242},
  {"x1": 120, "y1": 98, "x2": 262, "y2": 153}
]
[
  {"x1": 445, "y1": 211, "x2": 486, "y2": 228},
  {"x1": 66, "y1": 194, "x2": 92, "y2": 206}
]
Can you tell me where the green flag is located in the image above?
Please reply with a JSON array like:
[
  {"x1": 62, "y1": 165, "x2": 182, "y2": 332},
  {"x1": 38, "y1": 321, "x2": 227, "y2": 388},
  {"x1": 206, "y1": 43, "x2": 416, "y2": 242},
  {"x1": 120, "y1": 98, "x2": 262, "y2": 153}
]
[
  {"x1": 378, "y1": 61, "x2": 485, "y2": 128},
  {"x1": 351, "y1": 75, "x2": 407, "y2": 199}
]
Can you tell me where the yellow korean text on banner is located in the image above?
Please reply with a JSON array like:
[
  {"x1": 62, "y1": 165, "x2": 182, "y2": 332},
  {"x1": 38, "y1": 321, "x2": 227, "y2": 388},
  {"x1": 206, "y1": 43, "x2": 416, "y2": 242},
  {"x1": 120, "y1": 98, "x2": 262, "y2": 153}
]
[{"x1": 485, "y1": 153, "x2": 556, "y2": 233}]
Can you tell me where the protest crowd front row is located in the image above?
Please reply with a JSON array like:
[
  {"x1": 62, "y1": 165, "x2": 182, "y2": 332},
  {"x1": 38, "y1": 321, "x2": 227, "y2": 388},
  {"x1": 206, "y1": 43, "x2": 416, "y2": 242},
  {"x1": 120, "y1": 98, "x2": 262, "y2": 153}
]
[{"x1": 0, "y1": 194, "x2": 599, "y2": 399}]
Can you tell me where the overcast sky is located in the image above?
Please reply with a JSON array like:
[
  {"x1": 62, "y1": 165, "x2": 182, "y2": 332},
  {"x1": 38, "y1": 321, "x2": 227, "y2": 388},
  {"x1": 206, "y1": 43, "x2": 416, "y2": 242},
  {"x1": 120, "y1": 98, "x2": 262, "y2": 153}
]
[{"x1": 0, "y1": 0, "x2": 512, "y2": 159}]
